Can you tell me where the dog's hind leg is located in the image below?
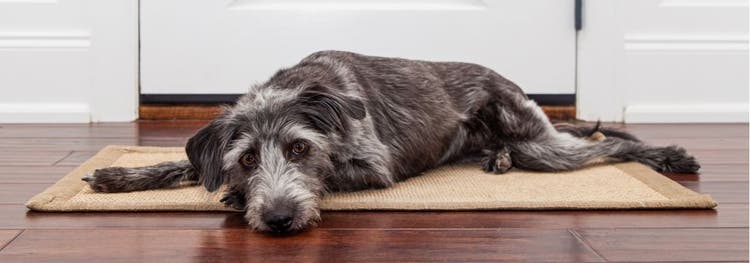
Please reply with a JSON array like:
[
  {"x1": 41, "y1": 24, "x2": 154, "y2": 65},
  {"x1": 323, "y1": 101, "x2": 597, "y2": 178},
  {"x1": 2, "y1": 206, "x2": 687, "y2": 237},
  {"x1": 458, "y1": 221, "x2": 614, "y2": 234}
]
[
  {"x1": 456, "y1": 68, "x2": 699, "y2": 174},
  {"x1": 486, "y1": 97, "x2": 698, "y2": 173},
  {"x1": 508, "y1": 133, "x2": 700, "y2": 173},
  {"x1": 479, "y1": 122, "x2": 628, "y2": 175},
  {"x1": 82, "y1": 160, "x2": 199, "y2": 192}
]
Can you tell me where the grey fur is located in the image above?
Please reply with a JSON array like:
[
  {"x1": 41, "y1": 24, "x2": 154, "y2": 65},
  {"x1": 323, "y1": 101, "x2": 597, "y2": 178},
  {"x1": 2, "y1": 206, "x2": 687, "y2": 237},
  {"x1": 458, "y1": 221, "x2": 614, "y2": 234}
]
[
  {"x1": 83, "y1": 51, "x2": 700, "y2": 233},
  {"x1": 83, "y1": 160, "x2": 197, "y2": 192}
]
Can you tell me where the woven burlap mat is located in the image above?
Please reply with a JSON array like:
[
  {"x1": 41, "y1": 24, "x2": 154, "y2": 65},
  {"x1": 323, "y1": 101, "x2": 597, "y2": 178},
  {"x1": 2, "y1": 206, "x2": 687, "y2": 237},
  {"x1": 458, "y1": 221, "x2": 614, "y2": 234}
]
[{"x1": 26, "y1": 146, "x2": 717, "y2": 212}]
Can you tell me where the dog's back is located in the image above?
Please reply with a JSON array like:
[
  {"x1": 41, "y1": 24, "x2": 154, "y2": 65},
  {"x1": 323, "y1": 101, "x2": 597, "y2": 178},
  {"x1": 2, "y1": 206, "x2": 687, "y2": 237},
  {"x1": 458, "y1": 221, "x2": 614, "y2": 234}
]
[{"x1": 296, "y1": 51, "x2": 533, "y2": 177}]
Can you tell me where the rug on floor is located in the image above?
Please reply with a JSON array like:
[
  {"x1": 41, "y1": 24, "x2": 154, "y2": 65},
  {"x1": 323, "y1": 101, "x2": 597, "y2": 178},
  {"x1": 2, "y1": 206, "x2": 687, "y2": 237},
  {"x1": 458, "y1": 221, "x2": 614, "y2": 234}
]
[{"x1": 26, "y1": 145, "x2": 717, "y2": 212}]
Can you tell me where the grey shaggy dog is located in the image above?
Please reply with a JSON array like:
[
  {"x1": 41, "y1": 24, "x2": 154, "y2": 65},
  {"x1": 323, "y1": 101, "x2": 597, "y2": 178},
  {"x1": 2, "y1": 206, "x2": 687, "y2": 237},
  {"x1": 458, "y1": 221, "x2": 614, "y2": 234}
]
[{"x1": 83, "y1": 51, "x2": 700, "y2": 233}]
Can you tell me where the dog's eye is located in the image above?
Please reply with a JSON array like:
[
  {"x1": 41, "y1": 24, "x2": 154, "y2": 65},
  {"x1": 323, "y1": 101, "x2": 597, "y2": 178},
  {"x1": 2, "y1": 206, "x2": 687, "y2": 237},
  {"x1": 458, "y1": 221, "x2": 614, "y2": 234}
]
[
  {"x1": 290, "y1": 141, "x2": 308, "y2": 157},
  {"x1": 240, "y1": 153, "x2": 257, "y2": 167}
]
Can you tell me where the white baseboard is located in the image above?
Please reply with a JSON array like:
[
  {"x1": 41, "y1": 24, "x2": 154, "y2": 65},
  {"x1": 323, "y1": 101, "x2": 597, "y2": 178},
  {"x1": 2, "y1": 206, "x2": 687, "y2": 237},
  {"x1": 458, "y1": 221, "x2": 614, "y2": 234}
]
[
  {"x1": 0, "y1": 103, "x2": 90, "y2": 123},
  {"x1": 625, "y1": 103, "x2": 749, "y2": 123}
]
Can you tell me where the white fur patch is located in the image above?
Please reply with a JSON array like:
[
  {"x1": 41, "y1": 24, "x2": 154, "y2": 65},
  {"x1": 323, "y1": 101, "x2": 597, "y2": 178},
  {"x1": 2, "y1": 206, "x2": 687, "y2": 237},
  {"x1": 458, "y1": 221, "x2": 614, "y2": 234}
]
[
  {"x1": 228, "y1": 86, "x2": 302, "y2": 120},
  {"x1": 522, "y1": 100, "x2": 555, "y2": 132}
]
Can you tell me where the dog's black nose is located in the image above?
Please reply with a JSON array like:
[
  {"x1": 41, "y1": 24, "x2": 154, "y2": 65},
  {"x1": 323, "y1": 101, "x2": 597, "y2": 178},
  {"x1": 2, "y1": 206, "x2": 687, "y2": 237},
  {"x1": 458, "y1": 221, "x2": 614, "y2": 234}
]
[{"x1": 266, "y1": 214, "x2": 293, "y2": 232}]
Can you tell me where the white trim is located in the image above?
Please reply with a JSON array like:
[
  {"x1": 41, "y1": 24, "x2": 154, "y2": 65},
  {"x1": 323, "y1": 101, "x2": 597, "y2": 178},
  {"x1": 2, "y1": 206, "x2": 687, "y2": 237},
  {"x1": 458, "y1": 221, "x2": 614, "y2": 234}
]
[
  {"x1": 0, "y1": 0, "x2": 57, "y2": 3},
  {"x1": 0, "y1": 31, "x2": 91, "y2": 50},
  {"x1": 624, "y1": 34, "x2": 749, "y2": 51},
  {"x1": 660, "y1": 0, "x2": 749, "y2": 7},
  {"x1": 227, "y1": 0, "x2": 487, "y2": 11},
  {"x1": 625, "y1": 103, "x2": 749, "y2": 123},
  {"x1": 0, "y1": 103, "x2": 90, "y2": 123}
]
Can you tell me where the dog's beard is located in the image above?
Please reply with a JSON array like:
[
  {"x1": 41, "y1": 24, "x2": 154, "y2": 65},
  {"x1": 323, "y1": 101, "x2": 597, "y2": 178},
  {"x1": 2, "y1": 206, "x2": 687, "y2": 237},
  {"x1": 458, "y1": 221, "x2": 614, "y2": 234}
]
[{"x1": 244, "y1": 172, "x2": 323, "y2": 233}]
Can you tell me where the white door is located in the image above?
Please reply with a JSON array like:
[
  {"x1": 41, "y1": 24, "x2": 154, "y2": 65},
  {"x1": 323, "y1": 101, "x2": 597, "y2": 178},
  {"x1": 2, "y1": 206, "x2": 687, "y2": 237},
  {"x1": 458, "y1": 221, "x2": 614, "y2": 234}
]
[
  {"x1": 141, "y1": 0, "x2": 577, "y2": 100},
  {"x1": 577, "y1": 0, "x2": 749, "y2": 123},
  {"x1": 0, "y1": 0, "x2": 138, "y2": 123}
]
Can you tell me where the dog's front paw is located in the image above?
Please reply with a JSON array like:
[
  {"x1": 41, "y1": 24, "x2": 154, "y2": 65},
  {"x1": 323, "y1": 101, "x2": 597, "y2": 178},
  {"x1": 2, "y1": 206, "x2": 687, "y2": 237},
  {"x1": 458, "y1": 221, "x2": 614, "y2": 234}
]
[
  {"x1": 220, "y1": 189, "x2": 247, "y2": 210},
  {"x1": 82, "y1": 167, "x2": 137, "y2": 193},
  {"x1": 481, "y1": 148, "x2": 513, "y2": 174}
]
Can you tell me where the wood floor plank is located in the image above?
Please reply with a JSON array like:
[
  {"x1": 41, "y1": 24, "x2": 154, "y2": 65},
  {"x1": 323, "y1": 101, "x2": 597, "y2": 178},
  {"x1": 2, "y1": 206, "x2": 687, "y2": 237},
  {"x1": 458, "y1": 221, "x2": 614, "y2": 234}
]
[
  {"x1": 0, "y1": 205, "x2": 244, "y2": 230},
  {"x1": 3, "y1": 204, "x2": 745, "y2": 230},
  {"x1": 0, "y1": 184, "x2": 52, "y2": 205},
  {"x1": 318, "y1": 205, "x2": 748, "y2": 230},
  {"x1": 679, "y1": 181, "x2": 748, "y2": 204},
  {"x1": 0, "y1": 166, "x2": 74, "y2": 183},
  {"x1": 574, "y1": 228, "x2": 749, "y2": 262},
  {"x1": 693, "y1": 164, "x2": 749, "y2": 182},
  {"x1": 0, "y1": 229, "x2": 603, "y2": 262},
  {"x1": 0, "y1": 230, "x2": 21, "y2": 251},
  {"x1": 0, "y1": 151, "x2": 71, "y2": 166},
  {"x1": 0, "y1": 138, "x2": 137, "y2": 151},
  {"x1": 690, "y1": 149, "x2": 749, "y2": 165},
  {"x1": 139, "y1": 105, "x2": 225, "y2": 121},
  {"x1": 622, "y1": 123, "x2": 748, "y2": 139},
  {"x1": 136, "y1": 138, "x2": 188, "y2": 147},
  {"x1": 136, "y1": 120, "x2": 208, "y2": 139},
  {"x1": 0, "y1": 123, "x2": 137, "y2": 138},
  {"x1": 53, "y1": 151, "x2": 97, "y2": 166},
  {"x1": 643, "y1": 137, "x2": 748, "y2": 150}
]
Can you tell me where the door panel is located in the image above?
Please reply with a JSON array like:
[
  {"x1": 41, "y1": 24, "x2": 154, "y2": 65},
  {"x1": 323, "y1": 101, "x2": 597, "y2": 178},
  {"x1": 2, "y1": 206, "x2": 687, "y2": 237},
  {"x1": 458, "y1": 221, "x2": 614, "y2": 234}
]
[
  {"x1": 577, "y1": 0, "x2": 748, "y2": 122},
  {"x1": 0, "y1": 0, "x2": 137, "y2": 122},
  {"x1": 141, "y1": 0, "x2": 576, "y2": 96}
]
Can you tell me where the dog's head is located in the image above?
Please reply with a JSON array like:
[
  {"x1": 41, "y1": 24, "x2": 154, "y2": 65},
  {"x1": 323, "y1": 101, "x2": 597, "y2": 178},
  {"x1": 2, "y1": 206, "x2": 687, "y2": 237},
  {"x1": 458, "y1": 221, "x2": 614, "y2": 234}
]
[{"x1": 186, "y1": 83, "x2": 366, "y2": 233}]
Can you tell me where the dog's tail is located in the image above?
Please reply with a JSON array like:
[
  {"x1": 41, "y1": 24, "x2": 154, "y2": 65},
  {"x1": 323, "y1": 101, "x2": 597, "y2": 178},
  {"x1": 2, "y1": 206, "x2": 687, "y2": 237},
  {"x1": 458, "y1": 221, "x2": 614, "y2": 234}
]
[
  {"x1": 554, "y1": 120, "x2": 641, "y2": 142},
  {"x1": 508, "y1": 131, "x2": 700, "y2": 174},
  {"x1": 82, "y1": 160, "x2": 198, "y2": 193}
]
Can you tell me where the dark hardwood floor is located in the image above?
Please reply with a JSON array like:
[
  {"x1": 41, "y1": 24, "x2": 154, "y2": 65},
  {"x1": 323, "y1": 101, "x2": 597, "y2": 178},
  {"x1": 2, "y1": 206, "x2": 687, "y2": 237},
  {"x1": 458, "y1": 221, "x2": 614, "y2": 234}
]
[{"x1": 0, "y1": 121, "x2": 746, "y2": 262}]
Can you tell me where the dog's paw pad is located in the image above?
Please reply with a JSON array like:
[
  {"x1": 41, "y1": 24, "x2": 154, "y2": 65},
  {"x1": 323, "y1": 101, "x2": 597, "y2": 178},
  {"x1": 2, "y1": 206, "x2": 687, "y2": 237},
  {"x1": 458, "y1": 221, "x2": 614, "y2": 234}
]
[
  {"x1": 494, "y1": 157, "x2": 512, "y2": 174},
  {"x1": 482, "y1": 149, "x2": 513, "y2": 174}
]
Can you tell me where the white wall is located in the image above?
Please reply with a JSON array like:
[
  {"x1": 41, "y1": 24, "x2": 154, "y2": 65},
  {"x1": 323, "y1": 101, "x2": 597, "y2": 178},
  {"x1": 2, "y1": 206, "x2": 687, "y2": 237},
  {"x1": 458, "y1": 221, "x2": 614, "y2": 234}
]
[
  {"x1": 577, "y1": 0, "x2": 749, "y2": 123},
  {"x1": 0, "y1": 0, "x2": 138, "y2": 123}
]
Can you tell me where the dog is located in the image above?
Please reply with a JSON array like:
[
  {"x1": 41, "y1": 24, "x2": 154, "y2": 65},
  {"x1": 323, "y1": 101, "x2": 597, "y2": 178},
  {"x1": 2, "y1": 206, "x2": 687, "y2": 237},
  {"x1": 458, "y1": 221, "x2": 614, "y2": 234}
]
[{"x1": 83, "y1": 50, "x2": 700, "y2": 233}]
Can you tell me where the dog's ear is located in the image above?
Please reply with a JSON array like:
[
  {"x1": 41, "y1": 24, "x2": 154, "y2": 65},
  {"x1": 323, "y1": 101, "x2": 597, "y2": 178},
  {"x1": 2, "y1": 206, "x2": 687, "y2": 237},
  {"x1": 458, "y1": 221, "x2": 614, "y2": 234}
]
[
  {"x1": 186, "y1": 119, "x2": 233, "y2": 192},
  {"x1": 298, "y1": 85, "x2": 366, "y2": 133}
]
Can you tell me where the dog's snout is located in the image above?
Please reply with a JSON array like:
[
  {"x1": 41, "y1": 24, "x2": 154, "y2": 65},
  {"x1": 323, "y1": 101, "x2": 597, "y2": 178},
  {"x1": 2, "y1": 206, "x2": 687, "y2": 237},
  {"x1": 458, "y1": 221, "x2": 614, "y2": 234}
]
[{"x1": 265, "y1": 213, "x2": 293, "y2": 232}]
